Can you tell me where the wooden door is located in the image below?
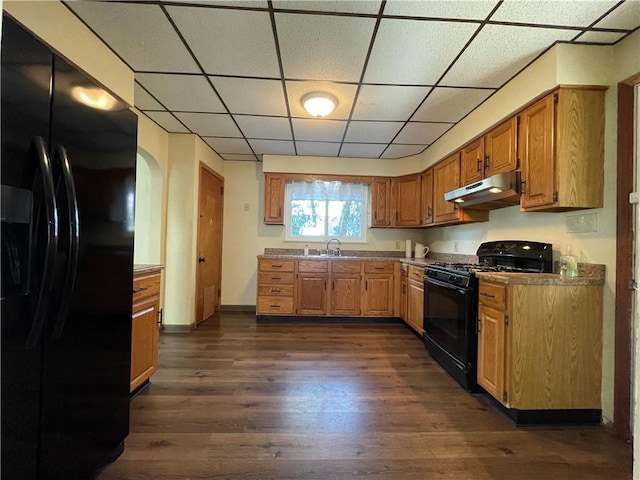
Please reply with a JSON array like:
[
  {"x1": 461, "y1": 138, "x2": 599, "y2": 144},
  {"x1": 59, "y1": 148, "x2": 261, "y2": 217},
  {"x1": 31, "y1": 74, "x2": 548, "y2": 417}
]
[
  {"x1": 433, "y1": 152, "x2": 461, "y2": 223},
  {"x1": 520, "y1": 94, "x2": 555, "y2": 210},
  {"x1": 477, "y1": 304, "x2": 506, "y2": 403},
  {"x1": 330, "y1": 274, "x2": 361, "y2": 316},
  {"x1": 394, "y1": 174, "x2": 422, "y2": 226},
  {"x1": 196, "y1": 166, "x2": 224, "y2": 325},
  {"x1": 421, "y1": 168, "x2": 433, "y2": 225},
  {"x1": 263, "y1": 174, "x2": 285, "y2": 224},
  {"x1": 460, "y1": 137, "x2": 484, "y2": 185},
  {"x1": 485, "y1": 117, "x2": 517, "y2": 177},
  {"x1": 371, "y1": 177, "x2": 392, "y2": 227}
]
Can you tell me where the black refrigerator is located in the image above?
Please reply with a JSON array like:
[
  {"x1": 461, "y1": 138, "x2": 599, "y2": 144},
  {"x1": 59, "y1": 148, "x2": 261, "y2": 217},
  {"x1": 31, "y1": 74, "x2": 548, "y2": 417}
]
[{"x1": 1, "y1": 15, "x2": 137, "y2": 479}]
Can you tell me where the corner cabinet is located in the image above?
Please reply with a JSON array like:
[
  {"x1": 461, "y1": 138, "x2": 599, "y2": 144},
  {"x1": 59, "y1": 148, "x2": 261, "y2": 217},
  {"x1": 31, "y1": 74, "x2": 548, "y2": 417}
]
[
  {"x1": 519, "y1": 87, "x2": 605, "y2": 212},
  {"x1": 477, "y1": 277, "x2": 603, "y2": 423},
  {"x1": 263, "y1": 174, "x2": 285, "y2": 224},
  {"x1": 131, "y1": 266, "x2": 162, "y2": 393}
]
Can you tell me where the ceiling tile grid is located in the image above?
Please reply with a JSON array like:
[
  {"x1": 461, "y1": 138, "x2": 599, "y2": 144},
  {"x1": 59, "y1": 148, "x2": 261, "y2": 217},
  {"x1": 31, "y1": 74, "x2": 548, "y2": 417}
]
[{"x1": 65, "y1": 0, "x2": 640, "y2": 161}]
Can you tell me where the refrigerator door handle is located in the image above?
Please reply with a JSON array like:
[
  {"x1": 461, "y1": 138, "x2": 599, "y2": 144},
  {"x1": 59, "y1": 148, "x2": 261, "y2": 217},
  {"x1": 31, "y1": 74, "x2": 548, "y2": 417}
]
[
  {"x1": 26, "y1": 137, "x2": 59, "y2": 349},
  {"x1": 51, "y1": 145, "x2": 80, "y2": 339}
]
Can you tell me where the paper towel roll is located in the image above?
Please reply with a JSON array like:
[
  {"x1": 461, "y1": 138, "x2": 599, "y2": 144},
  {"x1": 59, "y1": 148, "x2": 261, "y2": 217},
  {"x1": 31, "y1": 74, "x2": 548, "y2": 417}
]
[{"x1": 405, "y1": 239, "x2": 412, "y2": 258}]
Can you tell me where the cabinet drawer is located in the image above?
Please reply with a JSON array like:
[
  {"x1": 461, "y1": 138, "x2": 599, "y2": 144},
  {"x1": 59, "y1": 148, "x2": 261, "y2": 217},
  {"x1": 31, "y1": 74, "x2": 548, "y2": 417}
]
[
  {"x1": 133, "y1": 273, "x2": 160, "y2": 303},
  {"x1": 257, "y1": 285, "x2": 294, "y2": 297},
  {"x1": 259, "y1": 259, "x2": 294, "y2": 272},
  {"x1": 331, "y1": 261, "x2": 361, "y2": 274},
  {"x1": 408, "y1": 265, "x2": 424, "y2": 282},
  {"x1": 258, "y1": 272, "x2": 294, "y2": 285},
  {"x1": 478, "y1": 281, "x2": 506, "y2": 309},
  {"x1": 298, "y1": 260, "x2": 328, "y2": 273},
  {"x1": 364, "y1": 262, "x2": 395, "y2": 274},
  {"x1": 257, "y1": 296, "x2": 294, "y2": 314}
]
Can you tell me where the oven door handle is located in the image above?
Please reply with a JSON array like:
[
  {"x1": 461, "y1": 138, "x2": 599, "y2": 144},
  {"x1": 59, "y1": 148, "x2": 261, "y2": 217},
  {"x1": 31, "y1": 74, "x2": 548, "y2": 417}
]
[{"x1": 425, "y1": 276, "x2": 472, "y2": 295}]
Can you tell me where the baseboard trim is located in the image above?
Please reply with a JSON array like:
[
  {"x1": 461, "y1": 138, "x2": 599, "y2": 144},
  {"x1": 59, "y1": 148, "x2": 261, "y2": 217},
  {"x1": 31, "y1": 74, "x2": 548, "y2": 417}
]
[
  {"x1": 220, "y1": 305, "x2": 256, "y2": 313},
  {"x1": 161, "y1": 324, "x2": 194, "y2": 333}
]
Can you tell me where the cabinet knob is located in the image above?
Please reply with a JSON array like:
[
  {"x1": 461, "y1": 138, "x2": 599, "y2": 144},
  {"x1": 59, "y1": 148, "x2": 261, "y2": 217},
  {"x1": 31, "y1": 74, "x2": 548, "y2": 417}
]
[{"x1": 198, "y1": 257, "x2": 206, "y2": 263}]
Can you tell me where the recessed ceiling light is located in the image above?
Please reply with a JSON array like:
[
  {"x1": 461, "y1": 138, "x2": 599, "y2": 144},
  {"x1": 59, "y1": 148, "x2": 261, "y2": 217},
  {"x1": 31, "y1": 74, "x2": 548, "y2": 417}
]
[{"x1": 301, "y1": 92, "x2": 337, "y2": 118}]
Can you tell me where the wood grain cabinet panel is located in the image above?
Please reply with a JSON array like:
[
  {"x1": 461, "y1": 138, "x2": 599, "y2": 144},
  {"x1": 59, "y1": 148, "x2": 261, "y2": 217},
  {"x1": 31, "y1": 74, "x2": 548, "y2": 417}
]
[
  {"x1": 421, "y1": 168, "x2": 433, "y2": 225},
  {"x1": 484, "y1": 117, "x2": 517, "y2": 177},
  {"x1": 477, "y1": 279, "x2": 603, "y2": 411},
  {"x1": 405, "y1": 266, "x2": 424, "y2": 335},
  {"x1": 433, "y1": 152, "x2": 461, "y2": 223},
  {"x1": 393, "y1": 174, "x2": 422, "y2": 227},
  {"x1": 131, "y1": 268, "x2": 162, "y2": 393},
  {"x1": 362, "y1": 262, "x2": 395, "y2": 317},
  {"x1": 297, "y1": 274, "x2": 328, "y2": 315},
  {"x1": 263, "y1": 174, "x2": 285, "y2": 224},
  {"x1": 256, "y1": 259, "x2": 295, "y2": 315},
  {"x1": 520, "y1": 87, "x2": 605, "y2": 212},
  {"x1": 371, "y1": 177, "x2": 392, "y2": 227},
  {"x1": 461, "y1": 137, "x2": 485, "y2": 186}
]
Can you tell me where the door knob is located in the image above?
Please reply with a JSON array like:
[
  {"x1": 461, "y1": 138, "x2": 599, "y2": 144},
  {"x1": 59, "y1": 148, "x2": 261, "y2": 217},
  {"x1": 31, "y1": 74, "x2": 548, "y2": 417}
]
[{"x1": 198, "y1": 257, "x2": 206, "y2": 263}]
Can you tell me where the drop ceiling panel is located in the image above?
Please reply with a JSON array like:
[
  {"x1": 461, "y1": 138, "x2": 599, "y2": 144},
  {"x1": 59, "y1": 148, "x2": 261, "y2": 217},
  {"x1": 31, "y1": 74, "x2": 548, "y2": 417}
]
[
  {"x1": 135, "y1": 83, "x2": 164, "y2": 110},
  {"x1": 394, "y1": 122, "x2": 453, "y2": 144},
  {"x1": 492, "y1": 0, "x2": 619, "y2": 27},
  {"x1": 167, "y1": 6, "x2": 280, "y2": 77},
  {"x1": 274, "y1": 0, "x2": 382, "y2": 14},
  {"x1": 381, "y1": 144, "x2": 428, "y2": 159},
  {"x1": 441, "y1": 24, "x2": 577, "y2": 88},
  {"x1": 364, "y1": 19, "x2": 479, "y2": 84},
  {"x1": 66, "y1": 2, "x2": 199, "y2": 73},
  {"x1": 292, "y1": 119, "x2": 347, "y2": 142},
  {"x1": 249, "y1": 139, "x2": 296, "y2": 155},
  {"x1": 594, "y1": 1, "x2": 640, "y2": 30},
  {"x1": 296, "y1": 141, "x2": 341, "y2": 156},
  {"x1": 344, "y1": 121, "x2": 404, "y2": 143},
  {"x1": 164, "y1": 1, "x2": 268, "y2": 7},
  {"x1": 211, "y1": 77, "x2": 287, "y2": 116},
  {"x1": 145, "y1": 112, "x2": 190, "y2": 133},
  {"x1": 412, "y1": 87, "x2": 495, "y2": 122},
  {"x1": 286, "y1": 81, "x2": 357, "y2": 120},
  {"x1": 235, "y1": 116, "x2": 292, "y2": 140},
  {"x1": 175, "y1": 112, "x2": 241, "y2": 137},
  {"x1": 136, "y1": 73, "x2": 225, "y2": 112},
  {"x1": 276, "y1": 13, "x2": 376, "y2": 82},
  {"x1": 340, "y1": 143, "x2": 387, "y2": 158},
  {"x1": 352, "y1": 85, "x2": 431, "y2": 121},
  {"x1": 576, "y1": 30, "x2": 627, "y2": 43},
  {"x1": 202, "y1": 137, "x2": 254, "y2": 154},
  {"x1": 383, "y1": 0, "x2": 499, "y2": 20}
]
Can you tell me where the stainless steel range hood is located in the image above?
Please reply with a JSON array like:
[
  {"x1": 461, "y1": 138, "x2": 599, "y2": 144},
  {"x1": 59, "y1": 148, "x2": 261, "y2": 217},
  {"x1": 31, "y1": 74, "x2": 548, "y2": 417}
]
[{"x1": 444, "y1": 172, "x2": 521, "y2": 210}]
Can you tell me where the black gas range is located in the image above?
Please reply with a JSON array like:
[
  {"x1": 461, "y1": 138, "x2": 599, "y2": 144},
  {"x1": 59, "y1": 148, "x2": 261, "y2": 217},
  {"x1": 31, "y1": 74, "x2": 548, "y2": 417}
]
[{"x1": 422, "y1": 241, "x2": 553, "y2": 392}]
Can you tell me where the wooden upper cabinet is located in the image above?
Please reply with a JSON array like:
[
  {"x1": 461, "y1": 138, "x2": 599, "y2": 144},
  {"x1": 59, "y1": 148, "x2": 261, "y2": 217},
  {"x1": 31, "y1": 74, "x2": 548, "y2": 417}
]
[
  {"x1": 485, "y1": 117, "x2": 517, "y2": 177},
  {"x1": 461, "y1": 137, "x2": 485, "y2": 186},
  {"x1": 263, "y1": 174, "x2": 285, "y2": 224},
  {"x1": 433, "y1": 152, "x2": 461, "y2": 223},
  {"x1": 393, "y1": 174, "x2": 422, "y2": 227},
  {"x1": 520, "y1": 87, "x2": 605, "y2": 212},
  {"x1": 460, "y1": 117, "x2": 517, "y2": 186},
  {"x1": 421, "y1": 168, "x2": 433, "y2": 225},
  {"x1": 371, "y1": 177, "x2": 392, "y2": 227}
]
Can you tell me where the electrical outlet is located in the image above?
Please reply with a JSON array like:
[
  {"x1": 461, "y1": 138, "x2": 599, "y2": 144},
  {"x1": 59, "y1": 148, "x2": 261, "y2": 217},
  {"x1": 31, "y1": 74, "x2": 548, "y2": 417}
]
[
  {"x1": 566, "y1": 213, "x2": 598, "y2": 233},
  {"x1": 453, "y1": 240, "x2": 459, "y2": 252}
]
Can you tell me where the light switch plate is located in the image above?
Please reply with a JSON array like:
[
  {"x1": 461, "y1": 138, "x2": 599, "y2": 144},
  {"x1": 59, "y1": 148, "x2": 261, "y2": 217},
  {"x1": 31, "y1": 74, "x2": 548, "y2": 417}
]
[{"x1": 566, "y1": 213, "x2": 598, "y2": 233}]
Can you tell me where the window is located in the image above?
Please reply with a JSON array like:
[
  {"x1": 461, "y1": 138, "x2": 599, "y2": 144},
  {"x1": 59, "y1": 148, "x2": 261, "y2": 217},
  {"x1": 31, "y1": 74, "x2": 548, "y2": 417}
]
[{"x1": 284, "y1": 180, "x2": 368, "y2": 242}]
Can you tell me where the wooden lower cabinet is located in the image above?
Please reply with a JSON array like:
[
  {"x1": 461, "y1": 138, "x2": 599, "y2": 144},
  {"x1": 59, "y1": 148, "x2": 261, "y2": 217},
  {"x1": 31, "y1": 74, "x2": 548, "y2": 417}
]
[
  {"x1": 362, "y1": 262, "x2": 395, "y2": 317},
  {"x1": 131, "y1": 267, "x2": 162, "y2": 392},
  {"x1": 257, "y1": 259, "x2": 295, "y2": 315},
  {"x1": 477, "y1": 278, "x2": 603, "y2": 417},
  {"x1": 330, "y1": 261, "x2": 361, "y2": 316},
  {"x1": 405, "y1": 265, "x2": 424, "y2": 335}
]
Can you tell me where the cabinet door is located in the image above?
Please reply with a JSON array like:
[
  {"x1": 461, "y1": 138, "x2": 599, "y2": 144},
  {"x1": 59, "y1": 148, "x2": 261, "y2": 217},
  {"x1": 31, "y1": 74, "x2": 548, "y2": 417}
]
[
  {"x1": 131, "y1": 296, "x2": 160, "y2": 392},
  {"x1": 460, "y1": 137, "x2": 484, "y2": 185},
  {"x1": 371, "y1": 177, "x2": 392, "y2": 227},
  {"x1": 421, "y1": 168, "x2": 433, "y2": 225},
  {"x1": 484, "y1": 117, "x2": 517, "y2": 177},
  {"x1": 406, "y1": 279, "x2": 424, "y2": 334},
  {"x1": 400, "y1": 275, "x2": 407, "y2": 321},
  {"x1": 363, "y1": 275, "x2": 394, "y2": 316},
  {"x1": 296, "y1": 274, "x2": 327, "y2": 315},
  {"x1": 394, "y1": 174, "x2": 422, "y2": 226},
  {"x1": 520, "y1": 95, "x2": 555, "y2": 210},
  {"x1": 477, "y1": 304, "x2": 506, "y2": 403},
  {"x1": 263, "y1": 174, "x2": 285, "y2": 224},
  {"x1": 330, "y1": 274, "x2": 361, "y2": 316},
  {"x1": 433, "y1": 152, "x2": 461, "y2": 223}
]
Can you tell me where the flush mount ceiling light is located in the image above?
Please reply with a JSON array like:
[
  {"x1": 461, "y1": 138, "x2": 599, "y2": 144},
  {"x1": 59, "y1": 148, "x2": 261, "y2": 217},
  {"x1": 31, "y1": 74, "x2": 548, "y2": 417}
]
[
  {"x1": 301, "y1": 92, "x2": 337, "y2": 118},
  {"x1": 71, "y1": 85, "x2": 120, "y2": 111}
]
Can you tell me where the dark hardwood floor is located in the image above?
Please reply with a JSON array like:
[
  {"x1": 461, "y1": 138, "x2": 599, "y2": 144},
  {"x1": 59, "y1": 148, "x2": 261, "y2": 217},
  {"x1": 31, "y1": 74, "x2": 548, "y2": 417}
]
[{"x1": 99, "y1": 312, "x2": 632, "y2": 480}]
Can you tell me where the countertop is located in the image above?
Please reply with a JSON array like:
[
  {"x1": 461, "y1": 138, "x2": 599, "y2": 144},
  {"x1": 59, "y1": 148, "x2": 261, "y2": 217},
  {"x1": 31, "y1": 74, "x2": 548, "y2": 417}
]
[
  {"x1": 133, "y1": 264, "x2": 164, "y2": 275},
  {"x1": 475, "y1": 265, "x2": 605, "y2": 286}
]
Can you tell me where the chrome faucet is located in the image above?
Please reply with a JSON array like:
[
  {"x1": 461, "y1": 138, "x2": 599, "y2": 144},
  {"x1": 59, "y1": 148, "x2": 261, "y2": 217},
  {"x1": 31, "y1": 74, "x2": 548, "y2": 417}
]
[{"x1": 326, "y1": 237, "x2": 341, "y2": 256}]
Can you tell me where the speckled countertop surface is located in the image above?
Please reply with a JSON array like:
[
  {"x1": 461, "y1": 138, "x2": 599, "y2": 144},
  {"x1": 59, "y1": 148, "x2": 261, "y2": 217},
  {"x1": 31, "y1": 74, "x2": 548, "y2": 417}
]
[
  {"x1": 133, "y1": 264, "x2": 164, "y2": 274},
  {"x1": 476, "y1": 263, "x2": 605, "y2": 286}
]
